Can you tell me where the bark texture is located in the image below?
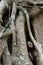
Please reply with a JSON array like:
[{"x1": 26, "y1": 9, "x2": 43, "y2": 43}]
[
  {"x1": 0, "y1": 0, "x2": 43, "y2": 65},
  {"x1": 16, "y1": 11, "x2": 33, "y2": 65}
]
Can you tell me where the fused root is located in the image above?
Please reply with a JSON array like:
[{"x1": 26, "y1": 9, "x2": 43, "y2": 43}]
[{"x1": 0, "y1": 1, "x2": 43, "y2": 65}]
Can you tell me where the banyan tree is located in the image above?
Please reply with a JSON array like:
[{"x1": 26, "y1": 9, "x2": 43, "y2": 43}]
[{"x1": 0, "y1": 0, "x2": 43, "y2": 65}]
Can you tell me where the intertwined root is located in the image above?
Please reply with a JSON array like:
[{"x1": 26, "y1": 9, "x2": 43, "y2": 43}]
[
  {"x1": 0, "y1": 0, "x2": 12, "y2": 23},
  {"x1": 0, "y1": 0, "x2": 43, "y2": 65},
  {"x1": 2, "y1": 47, "x2": 12, "y2": 65},
  {"x1": 16, "y1": 11, "x2": 33, "y2": 65}
]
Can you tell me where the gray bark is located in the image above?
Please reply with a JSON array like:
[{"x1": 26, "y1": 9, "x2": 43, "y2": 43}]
[{"x1": 16, "y1": 11, "x2": 33, "y2": 65}]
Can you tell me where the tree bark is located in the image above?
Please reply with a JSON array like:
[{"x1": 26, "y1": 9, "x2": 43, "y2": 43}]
[{"x1": 16, "y1": 11, "x2": 33, "y2": 65}]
